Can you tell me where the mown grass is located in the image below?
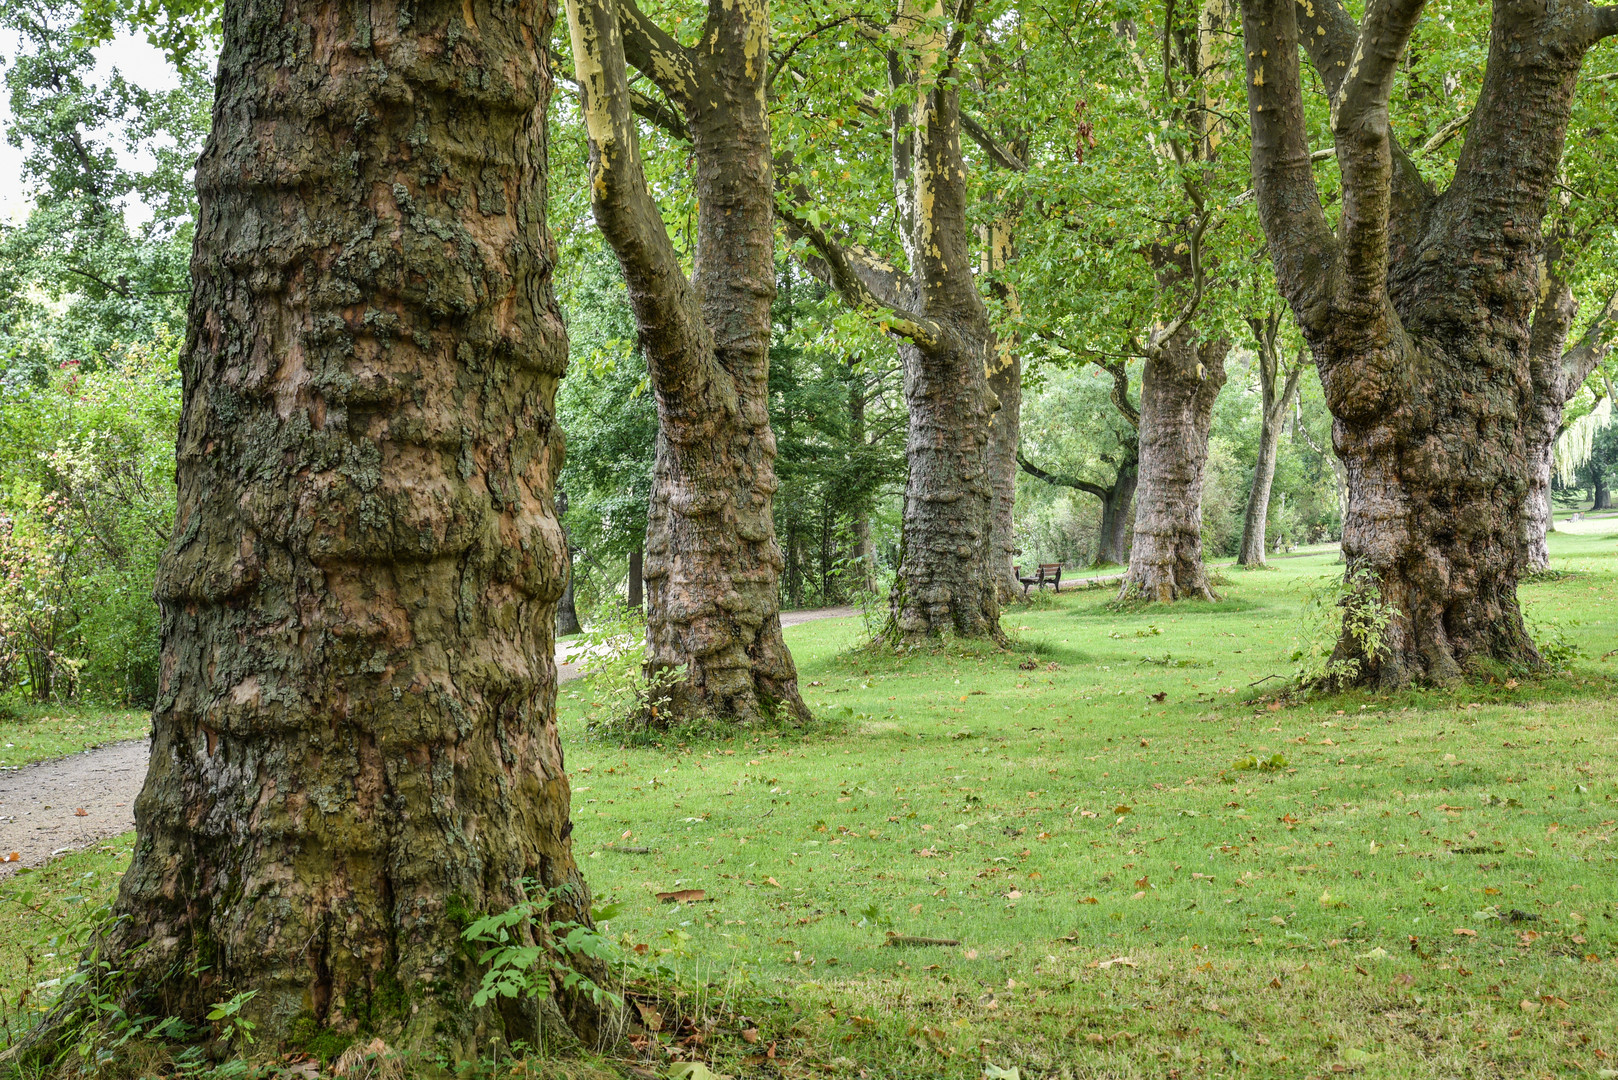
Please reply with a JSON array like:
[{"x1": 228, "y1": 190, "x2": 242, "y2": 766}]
[
  {"x1": 1, "y1": 521, "x2": 1614, "y2": 1078},
  {"x1": 559, "y1": 522, "x2": 1618, "y2": 1079},
  {"x1": 0, "y1": 704, "x2": 148, "y2": 770}
]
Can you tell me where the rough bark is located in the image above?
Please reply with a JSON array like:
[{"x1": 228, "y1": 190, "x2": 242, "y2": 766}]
[
  {"x1": 565, "y1": 0, "x2": 809, "y2": 726},
  {"x1": 1524, "y1": 276, "x2": 1617, "y2": 569},
  {"x1": 1242, "y1": 0, "x2": 1618, "y2": 685},
  {"x1": 1121, "y1": 332, "x2": 1228, "y2": 601},
  {"x1": 1238, "y1": 313, "x2": 1304, "y2": 566},
  {"x1": 1597, "y1": 472, "x2": 1613, "y2": 511},
  {"x1": 18, "y1": 0, "x2": 603, "y2": 1060},
  {"x1": 782, "y1": 2, "x2": 1002, "y2": 641}
]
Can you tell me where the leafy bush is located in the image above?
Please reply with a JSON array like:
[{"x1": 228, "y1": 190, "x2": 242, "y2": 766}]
[{"x1": 0, "y1": 339, "x2": 177, "y2": 704}]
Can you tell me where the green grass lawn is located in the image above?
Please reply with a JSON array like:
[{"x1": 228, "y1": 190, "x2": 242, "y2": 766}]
[
  {"x1": 3, "y1": 524, "x2": 1616, "y2": 1078},
  {"x1": 560, "y1": 526, "x2": 1618, "y2": 1079},
  {"x1": 0, "y1": 703, "x2": 149, "y2": 769}
]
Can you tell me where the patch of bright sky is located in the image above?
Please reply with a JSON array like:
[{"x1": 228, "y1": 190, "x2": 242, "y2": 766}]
[{"x1": 0, "y1": 29, "x2": 185, "y2": 229}]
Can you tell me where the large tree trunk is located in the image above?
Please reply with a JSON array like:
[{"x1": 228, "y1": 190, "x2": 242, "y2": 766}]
[
  {"x1": 567, "y1": 0, "x2": 810, "y2": 726},
  {"x1": 887, "y1": 73, "x2": 1002, "y2": 640},
  {"x1": 1120, "y1": 336, "x2": 1228, "y2": 601},
  {"x1": 781, "y1": 2, "x2": 1003, "y2": 641},
  {"x1": 893, "y1": 328, "x2": 1001, "y2": 637},
  {"x1": 24, "y1": 0, "x2": 602, "y2": 1058},
  {"x1": 1095, "y1": 455, "x2": 1137, "y2": 567},
  {"x1": 1241, "y1": 0, "x2": 1618, "y2": 685},
  {"x1": 1597, "y1": 472, "x2": 1613, "y2": 511},
  {"x1": 1238, "y1": 315, "x2": 1304, "y2": 566}
]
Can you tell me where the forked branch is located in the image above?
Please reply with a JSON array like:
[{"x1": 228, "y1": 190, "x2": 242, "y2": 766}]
[{"x1": 1331, "y1": 0, "x2": 1428, "y2": 306}]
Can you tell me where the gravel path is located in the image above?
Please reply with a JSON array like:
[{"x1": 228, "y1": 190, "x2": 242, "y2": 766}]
[
  {"x1": 0, "y1": 605, "x2": 863, "y2": 879},
  {"x1": 0, "y1": 739, "x2": 149, "y2": 878}
]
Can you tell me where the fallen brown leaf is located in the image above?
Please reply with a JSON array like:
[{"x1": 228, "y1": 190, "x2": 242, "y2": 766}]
[{"x1": 655, "y1": 889, "x2": 706, "y2": 904}]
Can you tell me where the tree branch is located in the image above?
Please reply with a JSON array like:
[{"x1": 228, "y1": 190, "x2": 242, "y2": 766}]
[
  {"x1": 1331, "y1": 0, "x2": 1428, "y2": 311},
  {"x1": 1292, "y1": 0, "x2": 1433, "y2": 227},
  {"x1": 1241, "y1": 0, "x2": 1335, "y2": 328},
  {"x1": 1591, "y1": 3, "x2": 1618, "y2": 40},
  {"x1": 618, "y1": 0, "x2": 699, "y2": 109},
  {"x1": 564, "y1": 0, "x2": 708, "y2": 394},
  {"x1": 1563, "y1": 287, "x2": 1618, "y2": 386},
  {"x1": 776, "y1": 202, "x2": 941, "y2": 347},
  {"x1": 1144, "y1": 199, "x2": 1213, "y2": 355},
  {"x1": 960, "y1": 111, "x2": 1027, "y2": 172},
  {"x1": 1017, "y1": 450, "x2": 1109, "y2": 500},
  {"x1": 1098, "y1": 359, "x2": 1141, "y2": 429},
  {"x1": 553, "y1": 49, "x2": 692, "y2": 140}
]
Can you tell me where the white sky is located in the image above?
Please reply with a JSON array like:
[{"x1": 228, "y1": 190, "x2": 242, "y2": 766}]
[{"x1": 0, "y1": 29, "x2": 185, "y2": 228}]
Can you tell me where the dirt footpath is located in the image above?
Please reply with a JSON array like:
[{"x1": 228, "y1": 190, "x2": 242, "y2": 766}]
[{"x1": 0, "y1": 739, "x2": 149, "y2": 878}]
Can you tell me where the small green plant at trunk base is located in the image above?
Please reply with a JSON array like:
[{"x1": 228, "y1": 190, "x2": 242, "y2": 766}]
[{"x1": 462, "y1": 884, "x2": 622, "y2": 1011}]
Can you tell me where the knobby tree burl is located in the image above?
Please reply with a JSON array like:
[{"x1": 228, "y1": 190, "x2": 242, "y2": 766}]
[
  {"x1": 1243, "y1": 0, "x2": 1618, "y2": 684},
  {"x1": 565, "y1": 0, "x2": 811, "y2": 726},
  {"x1": 785, "y1": 0, "x2": 1005, "y2": 641},
  {"x1": 20, "y1": 0, "x2": 604, "y2": 1058}
]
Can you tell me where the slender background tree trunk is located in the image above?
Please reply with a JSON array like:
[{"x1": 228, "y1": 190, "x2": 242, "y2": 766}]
[
  {"x1": 1238, "y1": 316, "x2": 1303, "y2": 567},
  {"x1": 47, "y1": 0, "x2": 602, "y2": 1057}
]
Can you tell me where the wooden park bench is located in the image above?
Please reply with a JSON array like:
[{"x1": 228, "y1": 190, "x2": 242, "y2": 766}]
[{"x1": 1014, "y1": 563, "x2": 1063, "y2": 596}]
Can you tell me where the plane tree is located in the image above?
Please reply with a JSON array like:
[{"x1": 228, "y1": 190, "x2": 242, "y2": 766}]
[
  {"x1": 13, "y1": 0, "x2": 606, "y2": 1059},
  {"x1": 1241, "y1": 0, "x2": 1618, "y2": 684},
  {"x1": 562, "y1": 0, "x2": 812, "y2": 725}
]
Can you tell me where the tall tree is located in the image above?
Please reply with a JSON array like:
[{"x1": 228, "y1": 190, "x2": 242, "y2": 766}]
[
  {"x1": 564, "y1": 0, "x2": 811, "y2": 725},
  {"x1": 1114, "y1": 0, "x2": 1233, "y2": 603},
  {"x1": 1242, "y1": 0, "x2": 1618, "y2": 684},
  {"x1": 1237, "y1": 308, "x2": 1304, "y2": 566},
  {"x1": 17, "y1": 0, "x2": 605, "y2": 1057},
  {"x1": 782, "y1": 0, "x2": 1004, "y2": 641},
  {"x1": 1524, "y1": 270, "x2": 1618, "y2": 569}
]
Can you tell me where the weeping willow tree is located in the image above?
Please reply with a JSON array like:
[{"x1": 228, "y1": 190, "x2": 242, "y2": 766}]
[{"x1": 1555, "y1": 396, "x2": 1614, "y2": 487}]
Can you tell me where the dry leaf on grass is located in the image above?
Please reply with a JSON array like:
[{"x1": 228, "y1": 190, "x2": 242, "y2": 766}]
[{"x1": 656, "y1": 889, "x2": 706, "y2": 904}]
